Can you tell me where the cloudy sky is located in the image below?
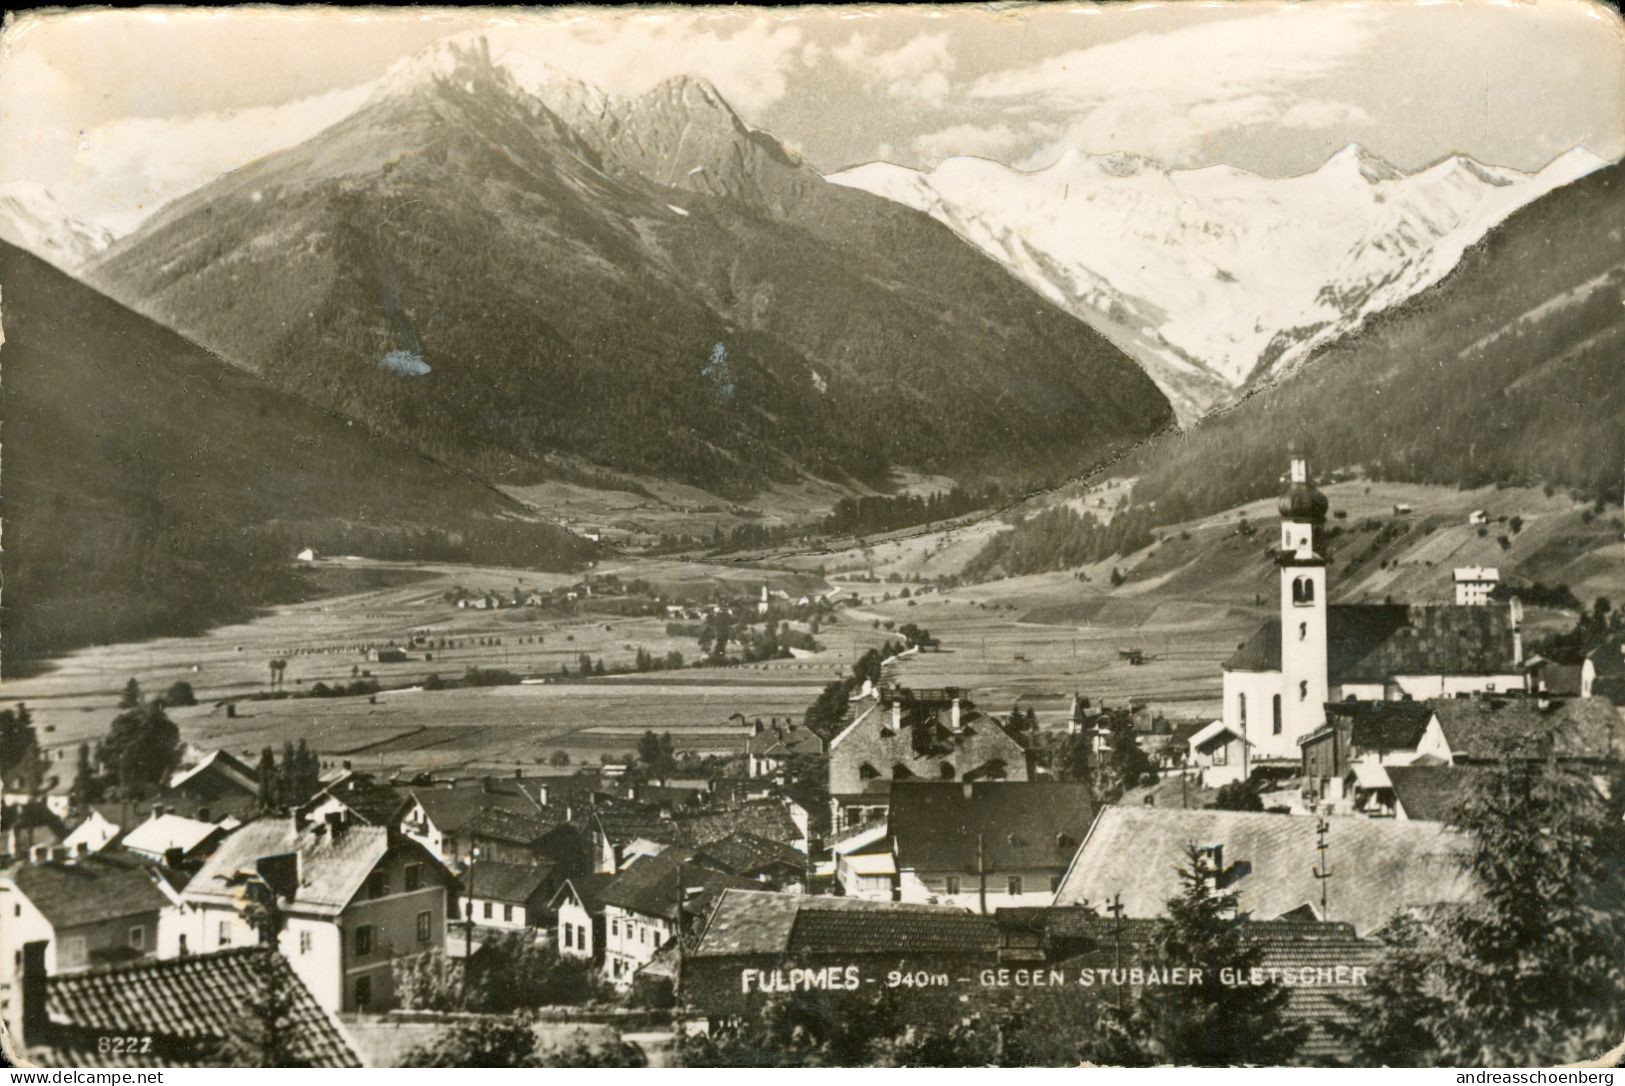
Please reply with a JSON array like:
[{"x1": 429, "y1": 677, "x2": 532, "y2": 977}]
[{"x1": 2, "y1": 1, "x2": 1622, "y2": 233}]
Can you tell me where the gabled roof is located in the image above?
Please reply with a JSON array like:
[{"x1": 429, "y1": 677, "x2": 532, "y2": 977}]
[
  {"x1": 1053, "y1": 806, "x2": 1476, "y2": 935},
  {"x1": 1188, "y1": 719, "x2": 1246, "y2": 753},
  {"x1": 1427, "y1": 695, "x2": 1624, "y2": 761},
  {"x1": 307, "y1": 777, "x2": 411, "y2": 826},
  {"x1": 1325, "y1": 699, "x2": 1435, "y2": 750},
  {"x1": 122, "y1": 814, "x2": 223, "y2": 857},
  {"x1": 744, "y1": 722, "x2": 826, "y2": 759},
  {"x1": 184, "y1": 818, "x2": 444, "y2": 917},
  {"x1": 548, "y1": 872, "x2": 615, "y2": 915},
  {"x1": 39, "y1": 947, "x2": 360, "y2": 1067},
  {"x1": 461, "y1": 806, "x2": 564, "y2": 845},
  {"x1": 1384, "y1": 765, "x2": 1494, "y2": 822},
  {"x1": 466, "y1": 859, "x2": 555, "y2": 904},
  {"x1": 7, "y1": 851, "x2": 175, "y2": 929},
  {"x1": 691, "y1": 889, "x2": 997, "y2": 958},
  {"x1": 166, "y1": 750, "x2": 256, "y2": 794},
  {"x1": 598, "y1": 849, "x2": 760, "y2": 921},
  {"x1": 407, "y1": 781, "x2": 541, "y2": 833},
  {"x1": 1226, "y1": 604, "x2": 1517, "y2": 680},
  {"x1": 693, "y1": 831, "x2": 806, "y2": 877},
  {"x1": 888, "y1": 781, "x2": 1092, "y2": 873}
]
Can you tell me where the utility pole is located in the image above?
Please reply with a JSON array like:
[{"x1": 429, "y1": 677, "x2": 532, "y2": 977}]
[
  {"x1": 976, "y1": 833, "x2": 988, "y2": 916},
  {"x1": 462, "y1": 846, "x2": 479, "y2": 1004},
  {"x1": 1312, "y1": 819, "x2": 1332, "y2": 920},
  {"x1": 1107, "y1": 892, "x2": 1126, "y2": 1012}
]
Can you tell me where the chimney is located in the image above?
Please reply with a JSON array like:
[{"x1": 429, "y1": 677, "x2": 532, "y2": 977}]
[
  {"x1": 151, "y1": 803, "x2": 164, "y2": 821},
  {"x1": 28, "y1": 844, "x2": 48, "y2": 864},
  {"x1": 19, "y1": 941, "x2": 48, "y2": 1048},
  {"x1": 962, "y1": 782, "x2": 974, "y2": 800},
  {"x1": 752, "y1": 719, "x2": 764, "y2": 736},
  {"x1": 891, "y1": 700, "x2": 902, "y2": 731},
  {"x1": 325, "y1": 811, "x2": 345, "y2": 838},
  {"x1": 1510, "y1": 599, "x2": 1524, "y2": 666},
  {"x1": 163, "y1": 847, "x2": 184, "y2": 869},
  {"x1": 49, "y1": 847, "x2": 67, "y2": 864},
  {"x1": 951, "y1": 698, "x2": 961, "y2": 731},
  {"x1": 73, "y1": 841, "x2": 89, "y2": 859}
]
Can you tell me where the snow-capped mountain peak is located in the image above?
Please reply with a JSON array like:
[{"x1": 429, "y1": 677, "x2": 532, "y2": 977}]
[
  {"x1": 0, "y1": 181, "x2": 115, "y2": 272},
  {"x1": 831, "y1": 144, "x2": 1610, "y2": 423}
]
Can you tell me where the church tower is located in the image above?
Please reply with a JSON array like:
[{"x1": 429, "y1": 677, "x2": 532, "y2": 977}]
[{"x1": 1277, "y1": 456, "x2": 1330, "y2": 749}]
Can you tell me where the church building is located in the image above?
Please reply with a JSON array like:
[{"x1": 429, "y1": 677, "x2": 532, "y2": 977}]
[{"x1": 1221, "y1": 457, "x2": 1527, "y2": 762}]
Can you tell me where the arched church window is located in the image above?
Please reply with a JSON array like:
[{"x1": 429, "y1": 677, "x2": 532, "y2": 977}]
[
  {"x1": 1273, "y1": 695, "x2": 1282, "y2": 734},
  {"x1": 1293, "y1": 577, "x2": 1315, "y2": 605},
  {"x1": 1299, "y1": 622, "x2": 1307, "y2": 641},
  {"x1": 1238, "y1": 693, "x2": 1247, "y2": 726},
  {"x1": 1299, "y1": 680, "x2": 1309, "y2": 701}
]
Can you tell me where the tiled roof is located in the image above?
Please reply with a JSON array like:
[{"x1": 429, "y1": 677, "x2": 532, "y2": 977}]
[
  {"x1": 466, "y1": 859, "x2": 554, "y2": 904},
  {"x1": 308, "y1": 778, "x2": 410, "y2": 826},
  {"x1": 669, "y1": 801, "x2": 801, "y2": 848},
  {"x1": 461, "y1": 806, "x2": 562, "y2": 845},
  {"x1": 587, "y1": 804, "x2": 673, "y2": 847},
  {"x1": 829, "y1": 696, "x2": 1030, "y2": 798},
  {"x1": 693, "y1": 831, "x2": 807, "y2": 877},
  {"x1": 1226, "y1": 605, "x2": 1517, "y2": 680},
  {"x1": 1429, "y1": 695, "x2": 1625, "y2": 761},
  {"x1": 408, "y1": 782, "x2": 540, "y2": 833},
  {"x1": 39, "y1": 947, "x2": 360, "y2": 1067},
  {"x1": 1384, "y1": 765, "x2": 1494, "y2": 822},
  {"x1": 8, "y1": 851, "x2": 175, "y2": 929},
  {"x1": 598, "y1": 849, "x2": 760, "y2": 921},
  {"x1": 1054, "y1": 807, "x2": 1476, "y2": 935},
  {"x1": 888, "y1": 782, "x2": 1092, "y2": 872},
  {"x1": 1325, "y1": 700, "x2": 1435, "y2": 750},
  {"x1": 744, "y1": 723, "x2": 826, "y2": 759},
  {"x1": 692, "y1": 890, "x2": 997, "y2": 958},
  {"x1": 185, "y1": 818, "x2": 438, "y2": 917}
]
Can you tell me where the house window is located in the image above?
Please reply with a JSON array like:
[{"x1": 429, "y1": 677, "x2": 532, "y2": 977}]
[
  {"x1": 483, "y1": 901, "x2": 493, "y2": 920},
  {"x1": 1273, "y1": 695, "x2": 1283, "y2": 735},
  {"x1": 417, "y1": 911, "x2": 432, "y2": 943},
  {"x1": 128, "y1": 926, "x2": 145, "y2": 950},
  {"x1": 944, "y1": 876, "x2": 960, "y2": 895},
  {"x1": 1238, "y1": 693, "x2": 1247, "y2": 726},
  {"x1": 611, "y1": 918, "x2": 619, "y2": 937},
  {"x1": 299, "y1": 930, "x2": 312, "y2": 954},
  {"x1": 504, "y1": 904, "x2": 514, "y2": 922},
  {"x1": 891, "y1": 763, "x2": 915, "y2": 779},
  {"x1": 564, "y1": 924, "x2": 574, "y2": 949},
  {"x1": 355, "y1": 976, "x2": 372, "y2": 1011},
  {"x1": 1007, "y1": 876, "x2": 1024, "y2": 897},
  {"x1": 938, "y1": 763, "x2": 955, "y2": 780},
  {"x1": 355, "y1": 925, "x2": 373, "y2": 956},
  {"x1": 858, "y1": 763, "x2": 880, "y2": 780},
  {"x1": 1299, "y1": 680, "x2": 1309, "y2": 701},
  {"x1": 218, "y1": 921, "x2": 233, "y2": 947},
  {"x1": 367, "y1": 871, "x2": 388, "y2": 899},
  {"x1": 405, "y1": 864, "x2": 422, "y2": 892},
  {"x1": 577, "y1": 925, "x2": 587, "y2": 948},
  {"x1": 1213, "y1": 744, "x2": 1227, "y2": 767}
]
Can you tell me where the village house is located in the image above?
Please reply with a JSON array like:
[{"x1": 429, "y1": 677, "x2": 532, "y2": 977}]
[
  {"x1": 160, "y1": 749, "x2": 260, "y2": 824},
  {"x1": 744, "y1": 718, "x2": 828, "y2": 779},
  {"x1": 598, "y1": 848, "x2": 758, "y2": 987},
  {"x1": 400, "y1": 777, "x2": 547, "y2": 863},
  {"x1": 1383, "y1": 764, "x2": 1494, "y2": 822},
  {"x1": 1298, "y1": 700, "x2": 1437, "y2": 806},
  {"x1": 302, "y1": 773, "x2": 411, "y2": 828},
  {"x1": 60, "y1": 809, "x2": 122, "y2": 854},
  {"x1": 693, "y1": 831, "x2": 808, "y2": 891},
  {"x1": 1052, "y1": 805, "x2": 1477, "y2": 934},
  {"x1": 1453, "y1": 567, "x2": 1500, "y2": 606},
  {"x1": 551, "y1": 873, "x2": 614, "y2": 965},
  {"x1": 1222, "y1": 456, "x2": 1527, "y2": 766},
  {"x1": 827, "y1": 685, "x2": 1031, "y2": 834},
  {"x1": 120, "y1": 811, "x2": 226, "y2": 870},
  {"x1": 1417, "y1": 694, "x2": 1624, "y2": 764},
  {"x1": 1184, "y1": 720, "x2": 1252, "y2": 787},
  {"x1": 174, "y1": 812, "x2": 455, "y2": 1013},
  {"x1": 0, "y1": 849, "x2": 181, "y2": 1041},
  {"x1": 1, "y1": 805, "x2": 66, "y2": 862},
  {"x1": 460, "y1": 859, "x2": 559, "y2": 931},
  {"x1": 12, "y1": 943, "x2": 361, "y2": 1067},
  {"x1": 884, "y1": 781, "x2": 1092, "y2": 911}
]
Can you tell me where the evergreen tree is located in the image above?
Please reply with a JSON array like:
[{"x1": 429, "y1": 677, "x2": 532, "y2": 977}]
[
  {"x1": 1334, "y1": 746, "x2": 1625, "y2": 1065},
  {"x1": 0, "y1": 703, "x2": 43, "y2": 793},
  {"x1": 118, "y1": 678, "x2": 144, "y2": 709},
  {"x1": 1086, "y1": 846, "x2": 1307, "y2": 1066},
  {"x1": 100, "y1": 700, "x2": 181, "y2": 799},
  {"x1": 256, "y1": 747, "x2": 282, "y2": 813},
  {"x1": 69, "y1": 742, "x2": 103, "y2": 808}
]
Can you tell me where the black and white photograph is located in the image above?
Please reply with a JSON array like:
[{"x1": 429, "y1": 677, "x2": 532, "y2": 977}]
[{"x1": 1, "y1": 0, "x2": 1623, "y2": 1069}]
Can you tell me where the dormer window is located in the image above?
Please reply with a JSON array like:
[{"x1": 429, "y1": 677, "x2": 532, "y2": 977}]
[
  {"x1": 858, "y1": 763, "x2": 880, "y2": 781},
  {"x1": 938, "y1": 762, "x2": 955, "y2": 780},
  {"x1": 891, "y1": 763, "x2": 915, "y2": 779}
]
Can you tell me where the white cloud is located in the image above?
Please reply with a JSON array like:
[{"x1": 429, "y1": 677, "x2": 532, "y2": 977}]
[
  {"x1": 485, "y1": 14, "x2": 807, "y2": 117},
  {"x1": 912, "y1": 122, "x2": 1044, "y2": 165},
  {"x1": 832, "y1": 31, "x2": 957, "y2": 105},
  {"x1": 971, "y1": 6, "x2": 1379, "y2": 165},
  {"x1": 62, "y1": 83, "x2": 373, "y2": 234}
]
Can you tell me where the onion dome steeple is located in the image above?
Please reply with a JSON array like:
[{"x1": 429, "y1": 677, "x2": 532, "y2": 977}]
[{"x1": 1278, "y1": 456, "x2": 1328, "y2": 522}]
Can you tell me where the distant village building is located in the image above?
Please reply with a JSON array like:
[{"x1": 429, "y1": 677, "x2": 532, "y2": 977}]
[
  {"x1": 551, "y1": 874, "x2": 614, "y2": 965},
  {"x1": 297, "y1": 547, "x2": 317, "y2": 562},
  {"x1": 744, "y1": 719, "x2": 828, "y2": 779},
  {"x1": 175, "y1": 814, "x2": 454, "y2": 1013},
  {"x1": 1223, "y1": 457, "x2": 1526, "y2": 765},
  {"x1": 597, "y1": 848, "x2": 757, "y2": 988},
  {"x1": 827, "y1": 686, "x2": 1031, "y2": 833},
  {"x1": 367, "y1": 647, "x2": 409, "y2": 663},
  {"x1": 120, "y1": 812, "x2": 226, "y2": 869},
  {"x1": 462, "y1": 860, "x2": 557, "y2": 931},
  {"x1": 1453, "y1": 567, "x2": 1500, "y2": 606},
  {"x1": 161, "y1": 749, "x2": 260, "y2": 824},
  {"x1": 885, "y1": 781, "x2": 1092, "y2": 911}
]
